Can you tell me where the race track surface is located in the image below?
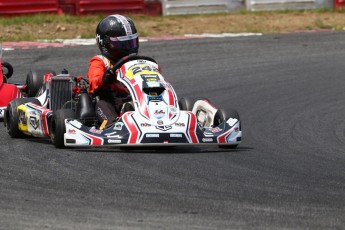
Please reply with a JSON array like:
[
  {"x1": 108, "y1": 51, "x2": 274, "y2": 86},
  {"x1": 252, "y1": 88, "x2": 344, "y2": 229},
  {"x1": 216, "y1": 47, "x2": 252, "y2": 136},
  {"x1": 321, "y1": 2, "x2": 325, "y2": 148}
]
[{"x1": 1, "y1": 32, "x2": 345, "y2": 229}]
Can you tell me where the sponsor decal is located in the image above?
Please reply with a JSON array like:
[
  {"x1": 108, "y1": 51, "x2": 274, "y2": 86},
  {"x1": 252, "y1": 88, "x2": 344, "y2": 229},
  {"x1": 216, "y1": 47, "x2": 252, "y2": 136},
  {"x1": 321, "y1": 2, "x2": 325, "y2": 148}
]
[
  {"x1": 202, "y1": 138, "x2": 213, "y2": 142},
  {"x1": 175, "y1": 123, "x2": 186, "y2": 127},
  {"x1": 146, "y1": 134, "x2": 159, "y2": 138},
  {"x1": 89, "y1": 127, "x2": 103, "y2": 134},
  {"x1": 97, "y1": 107, "x2": 108, "y2": 121},
  {"x1": 154, "y1": 110, "x2": 166, "y2": 119},
  {"x1": 140, "y1": 123, "x2": 151, "y2": 127},
  {"x1": 108, "y1": 139, "x2": 122, "y2": 144},
  {"x1": 227, "y1": 118, "x2": 238, "y2": 127},
  {"x1": 114, "y1": 122, "x2": 124, "y2": 131},
  {"x1": 105, "y1": 131, "x2": 117, "y2": 136},
  {"x1": 68, "y1": 129, "x2": 76, "y2": 134},
  {"x1": 29, "y1": 116, "x2": 39, "y2": 130},
  {"x1": 96, "y1": 34, "x2": 103, "y2": 45},
  {"x1": 148, "y1": 95, "x2": 163, "y2": 102},
  {"x1": 106, "y1": 134, "x2": 122, "y2": 138},
  {"x1": 170, "y1": 134, "x2": 182, "y2": 138},
  {"x1": 19, "y1": 110, "x2": 27, "y2": 125},
  {"x1": 156, "y1": 125, "x2": 172, "y2": 131},
  {"x1": 68, "y1": 120, "x2": 82, "y2": 129},
  {"x1": 210, "y1": 127, "x2": 222, "y2": 133}
]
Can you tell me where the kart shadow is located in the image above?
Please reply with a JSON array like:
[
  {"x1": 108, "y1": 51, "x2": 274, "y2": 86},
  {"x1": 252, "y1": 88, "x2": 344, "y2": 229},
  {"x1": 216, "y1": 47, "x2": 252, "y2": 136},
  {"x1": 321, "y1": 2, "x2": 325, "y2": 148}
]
[
  {"x1": 25, "y1": 138, "x2": 253, "y2": 154},
  {"x1": 75, "y1": 146, "x2": 253, "y2": 154}
]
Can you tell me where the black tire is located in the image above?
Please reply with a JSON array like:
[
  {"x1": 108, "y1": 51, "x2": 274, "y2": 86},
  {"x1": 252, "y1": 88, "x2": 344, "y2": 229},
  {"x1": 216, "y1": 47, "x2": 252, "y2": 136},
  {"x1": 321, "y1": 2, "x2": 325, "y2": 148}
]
[
  {"x1": 2, "y1": 62, "x2": 13, "y2": 80},
  {"x1": 178, "y1": 97, "x2": 211, "y2": 112},
  {"x1": 50, "y1": 109, "x2": 76, "y2": 148},
  {"x1": 213, "y1": 108, "x2": 240, "y2": 127},
  {"x1": 26, "y1": 69, "x2": 55, "y2": 97},
  {"x1": 215, "y1": 108, "x2": 240, "y2": 149},
  {"x1": 5, "y1": 98, "x2": 41, "y2": 138},
  {"x1": 178, "y1": 97, "x2": 194, "y2": 111}
]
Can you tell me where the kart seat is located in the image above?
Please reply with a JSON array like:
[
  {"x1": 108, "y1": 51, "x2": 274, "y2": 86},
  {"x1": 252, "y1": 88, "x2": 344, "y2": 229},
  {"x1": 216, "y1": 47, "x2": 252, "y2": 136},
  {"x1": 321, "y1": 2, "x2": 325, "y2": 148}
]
[{"x1": 76, "y1": 91, "x2": 97, "y2": 125}]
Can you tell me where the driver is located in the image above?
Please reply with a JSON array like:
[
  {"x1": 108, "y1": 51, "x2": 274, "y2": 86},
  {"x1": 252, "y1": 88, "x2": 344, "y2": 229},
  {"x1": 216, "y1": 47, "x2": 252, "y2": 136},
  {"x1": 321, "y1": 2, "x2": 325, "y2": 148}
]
[{"x1": 87, "y1": 14, "x2": 139, "y2": 129}]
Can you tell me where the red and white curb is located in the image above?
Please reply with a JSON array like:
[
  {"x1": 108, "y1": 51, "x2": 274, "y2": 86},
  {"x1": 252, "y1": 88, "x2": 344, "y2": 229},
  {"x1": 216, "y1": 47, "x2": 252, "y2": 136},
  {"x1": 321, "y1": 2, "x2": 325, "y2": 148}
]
[{"x1": 2, "y1": 33, "x2": 262, "y2": 50}]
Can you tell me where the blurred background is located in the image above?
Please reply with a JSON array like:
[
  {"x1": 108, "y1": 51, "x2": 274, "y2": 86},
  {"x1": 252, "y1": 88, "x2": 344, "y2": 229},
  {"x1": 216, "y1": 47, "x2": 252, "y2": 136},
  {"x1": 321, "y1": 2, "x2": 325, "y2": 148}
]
[{"x1": 0, "y1": 0, "x2": 340, "y2": 17}]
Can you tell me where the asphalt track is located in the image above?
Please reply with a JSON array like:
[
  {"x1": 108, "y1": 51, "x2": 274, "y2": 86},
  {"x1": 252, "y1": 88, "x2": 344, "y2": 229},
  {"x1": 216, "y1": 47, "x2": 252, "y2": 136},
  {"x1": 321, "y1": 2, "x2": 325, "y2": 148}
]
[{"x1": 1, "y1": 32, "x2": 345, "y2": 229}]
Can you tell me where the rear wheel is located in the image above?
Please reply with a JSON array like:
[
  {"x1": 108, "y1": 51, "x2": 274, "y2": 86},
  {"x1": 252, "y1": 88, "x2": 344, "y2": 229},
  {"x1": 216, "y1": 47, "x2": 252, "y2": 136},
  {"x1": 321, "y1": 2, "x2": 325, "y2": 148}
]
[
  {"x1": 50, "y1": 109, "x2": 76, "y2": 148},
  {"x1": 26, "y1": 69, "x2": 55, "y2": 97},
  {"x1": 5, "y1": 98, "x2": 41, "y2": 138}
]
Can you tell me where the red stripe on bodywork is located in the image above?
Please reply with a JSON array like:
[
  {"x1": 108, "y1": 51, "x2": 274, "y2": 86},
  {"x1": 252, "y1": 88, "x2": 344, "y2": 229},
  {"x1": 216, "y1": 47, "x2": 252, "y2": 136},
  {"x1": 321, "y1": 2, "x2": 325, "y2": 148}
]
[
  {"x1": 166, "y1": 84, "x2": 176, "y2": 119},
  {"x1": 41, "y1": 109, "x2": 51, "y2": 136},
  {"x1": 217, "y1": 129, "x2": 232, "y2": 143},
  {"x1": 129, "y1": 78, "x2": 150, "y2": 119},
  {"x1": 83, "y1": 133, "x2": 103, "y2": 145},
  {"x1": 187, "y1": 112, "x2": 198, "y2": 143},
  {"x1": 122, "y1": 112, "x2": 140, "y2": 144}
]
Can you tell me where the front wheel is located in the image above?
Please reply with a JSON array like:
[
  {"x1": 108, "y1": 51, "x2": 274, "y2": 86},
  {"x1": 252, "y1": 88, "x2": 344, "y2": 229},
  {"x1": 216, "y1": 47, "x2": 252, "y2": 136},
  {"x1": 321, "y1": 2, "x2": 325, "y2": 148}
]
[
  {"x1": 214, "y1": 108, "x2": 240, "y2": 149},
  {"x1": 178, "y1": 97, "x2": 194, "y2": 111},
  {"x1": 213, "y1": 108, "x2": 240, "y2": 127},
  {"x1": 5, "y1": 98, "x2": 41, "y2": 138},
  {"x1": 2, "y1": 62, "x2": 14, "y2": 80},
  {"x1": 50, "y1": 109, "x2": 76, "y2": 148}
]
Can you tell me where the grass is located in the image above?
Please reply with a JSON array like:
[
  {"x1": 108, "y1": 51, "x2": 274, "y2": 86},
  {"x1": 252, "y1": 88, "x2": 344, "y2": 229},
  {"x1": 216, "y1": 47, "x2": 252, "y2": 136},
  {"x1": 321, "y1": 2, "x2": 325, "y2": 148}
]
[{"x1": 0, "y1": 9, "x2": 345, "y2": 42}]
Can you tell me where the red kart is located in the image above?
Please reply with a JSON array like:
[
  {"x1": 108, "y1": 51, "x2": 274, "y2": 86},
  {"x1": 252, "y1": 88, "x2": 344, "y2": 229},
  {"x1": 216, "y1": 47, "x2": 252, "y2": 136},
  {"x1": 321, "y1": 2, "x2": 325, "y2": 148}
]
[{"x1": 0, "y1": 48, "x2": 25, "y2": 119}]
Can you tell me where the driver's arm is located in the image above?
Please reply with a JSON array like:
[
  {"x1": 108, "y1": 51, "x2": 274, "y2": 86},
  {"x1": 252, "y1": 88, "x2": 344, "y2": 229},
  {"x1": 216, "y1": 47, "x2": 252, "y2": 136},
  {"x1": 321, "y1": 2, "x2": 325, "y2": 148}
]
[{"x1": 87, "y1": 56, "x2": 107, "y2": 94}]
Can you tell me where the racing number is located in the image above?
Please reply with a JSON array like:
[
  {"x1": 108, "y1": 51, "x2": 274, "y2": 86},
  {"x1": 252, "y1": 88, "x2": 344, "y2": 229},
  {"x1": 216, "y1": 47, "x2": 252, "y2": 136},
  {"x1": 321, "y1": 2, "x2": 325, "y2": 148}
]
[{"x1": 131, "y1": 65, "x2": 158, "y2": 75}]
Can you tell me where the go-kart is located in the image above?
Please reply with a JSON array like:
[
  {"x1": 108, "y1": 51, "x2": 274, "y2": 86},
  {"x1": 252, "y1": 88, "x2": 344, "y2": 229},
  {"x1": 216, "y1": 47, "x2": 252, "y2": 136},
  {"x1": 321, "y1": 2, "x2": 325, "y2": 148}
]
[
  {"x1": 54, "y1": 55, "x2": 241, "y2": 149},
  {"x1": 0, "y1": 48, "x2": 26, "y2": 119},
  {"x1": 4, "y1": 67, "x2": 87, "y2": 138}
]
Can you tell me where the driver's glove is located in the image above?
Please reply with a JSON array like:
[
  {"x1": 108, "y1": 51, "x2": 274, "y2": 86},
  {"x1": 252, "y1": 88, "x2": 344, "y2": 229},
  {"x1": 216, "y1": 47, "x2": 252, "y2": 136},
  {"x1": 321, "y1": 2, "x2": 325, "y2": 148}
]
[{"x1": 102, "y1": 69, "x2": 116, "y2": 85}]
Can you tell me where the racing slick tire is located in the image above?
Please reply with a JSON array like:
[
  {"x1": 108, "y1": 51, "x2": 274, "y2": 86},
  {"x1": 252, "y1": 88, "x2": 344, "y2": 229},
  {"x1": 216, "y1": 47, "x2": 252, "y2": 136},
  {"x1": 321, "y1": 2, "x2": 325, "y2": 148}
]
[
  {"x1": 178, "y1": 97, "x2": 194, "y2": 111},
  {"x1": 26, "y1": 69, "x2": 56, "y2": 97},
  {"x1": 214, "y1": 108, "x2": 240, "y2": 149},
  {"x1": 2, "y1": 62, "x2": 14, "y2": 82},
  {"x1": 5, "y1": 98, "x2": 41, "y2": 138},
  {"x1": 50, "y1": 109, "x2": 76, "y2": 149}
]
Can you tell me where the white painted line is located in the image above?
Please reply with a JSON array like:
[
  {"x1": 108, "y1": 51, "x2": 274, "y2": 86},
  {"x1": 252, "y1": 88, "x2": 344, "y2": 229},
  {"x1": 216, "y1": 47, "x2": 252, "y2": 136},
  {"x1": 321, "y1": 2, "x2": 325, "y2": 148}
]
[{"x1": 184, "y1": 33, "x2": 263, "y2": 37}]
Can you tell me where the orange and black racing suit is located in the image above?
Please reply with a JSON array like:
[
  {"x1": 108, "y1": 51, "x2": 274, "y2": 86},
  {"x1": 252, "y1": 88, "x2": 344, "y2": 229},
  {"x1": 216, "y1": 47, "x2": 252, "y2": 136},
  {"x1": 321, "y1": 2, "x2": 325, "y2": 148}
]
[{"x1": 87, "y1": 55, "x2": 129, "y2": 127}]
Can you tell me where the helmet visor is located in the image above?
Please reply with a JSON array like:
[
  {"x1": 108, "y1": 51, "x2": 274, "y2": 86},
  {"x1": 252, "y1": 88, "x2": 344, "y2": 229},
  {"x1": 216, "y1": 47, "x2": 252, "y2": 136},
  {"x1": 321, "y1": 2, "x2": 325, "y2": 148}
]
[{"x1": 109, "y1": 33, "x2": 138, "y2": 50}]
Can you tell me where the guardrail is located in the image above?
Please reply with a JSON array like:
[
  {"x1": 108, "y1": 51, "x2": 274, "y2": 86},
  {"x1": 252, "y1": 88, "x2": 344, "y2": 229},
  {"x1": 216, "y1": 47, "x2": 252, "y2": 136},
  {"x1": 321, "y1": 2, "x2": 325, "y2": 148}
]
[
  {"x1": 59, "y1": 0, "x2": 145, "y2": 15},
  {"x1": 245, "y1": 0, "x2": 332, "y2": 11},
  {"x1": 0, "y1": 0, "x2": 335, "y2": 16},
  {"x1": 0, "y1": 0, "x2": 59, "y2": 15},
  {"x1": 0, "y1": 0, "x2": 154, "y2": 16},
  {"x1": 161, "y1": 0, "x2": 331, "y2": 15},
  {"x1": 162, "y1": 0, "x2": 229, "y2": 15}
]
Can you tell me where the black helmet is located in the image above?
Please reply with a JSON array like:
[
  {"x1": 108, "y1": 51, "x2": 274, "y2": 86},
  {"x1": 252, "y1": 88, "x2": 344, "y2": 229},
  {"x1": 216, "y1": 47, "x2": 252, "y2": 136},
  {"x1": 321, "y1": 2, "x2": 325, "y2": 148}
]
[{"x1": 96, "y1": 14, "x2": 139, "y2": 60}]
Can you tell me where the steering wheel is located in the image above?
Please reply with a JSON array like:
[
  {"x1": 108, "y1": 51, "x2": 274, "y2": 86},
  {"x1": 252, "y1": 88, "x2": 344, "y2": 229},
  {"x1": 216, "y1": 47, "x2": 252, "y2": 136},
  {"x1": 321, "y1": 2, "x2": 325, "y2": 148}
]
[{"x1": 110, "y1": 54, "x2": 157, "y2": 73}]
